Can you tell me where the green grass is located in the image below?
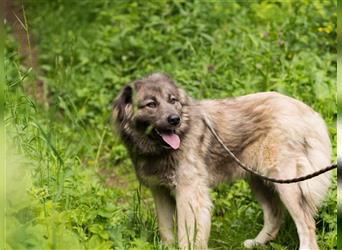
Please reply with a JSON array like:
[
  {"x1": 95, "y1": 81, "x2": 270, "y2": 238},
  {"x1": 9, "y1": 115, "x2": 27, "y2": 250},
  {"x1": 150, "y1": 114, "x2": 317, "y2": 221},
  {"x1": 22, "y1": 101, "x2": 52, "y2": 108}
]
[{"x1": 5, "y1": 1, "x2": 336, "y2": 249}]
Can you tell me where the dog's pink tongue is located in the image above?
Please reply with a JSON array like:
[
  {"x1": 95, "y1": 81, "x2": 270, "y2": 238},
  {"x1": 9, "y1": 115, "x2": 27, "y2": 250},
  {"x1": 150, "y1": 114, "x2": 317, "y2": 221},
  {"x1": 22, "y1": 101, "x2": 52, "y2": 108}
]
[{"x1": 161, "y1": 133, "x2": 180, "y2": 149}]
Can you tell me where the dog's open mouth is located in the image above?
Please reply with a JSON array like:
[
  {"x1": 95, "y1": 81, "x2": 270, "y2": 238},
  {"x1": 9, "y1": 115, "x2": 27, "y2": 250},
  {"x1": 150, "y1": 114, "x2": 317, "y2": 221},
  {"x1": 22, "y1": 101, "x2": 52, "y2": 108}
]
[{"x1": 154, "y1": 129, "x2": 180, "y2": 150}]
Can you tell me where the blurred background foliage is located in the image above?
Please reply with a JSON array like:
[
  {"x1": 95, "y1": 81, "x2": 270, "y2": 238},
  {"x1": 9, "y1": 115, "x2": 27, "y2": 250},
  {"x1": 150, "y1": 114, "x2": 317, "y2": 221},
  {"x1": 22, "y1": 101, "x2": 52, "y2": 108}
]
[{"x1": 5, "y1": 0, "x2": 336, "y2": 249}]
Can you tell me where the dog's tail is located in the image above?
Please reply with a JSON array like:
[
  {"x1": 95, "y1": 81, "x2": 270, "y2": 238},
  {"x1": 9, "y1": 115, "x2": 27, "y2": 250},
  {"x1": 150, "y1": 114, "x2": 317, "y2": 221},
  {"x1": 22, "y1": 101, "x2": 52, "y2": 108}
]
[{"x1": 296, "y1": 137, "x2": 332, "y2": 216}]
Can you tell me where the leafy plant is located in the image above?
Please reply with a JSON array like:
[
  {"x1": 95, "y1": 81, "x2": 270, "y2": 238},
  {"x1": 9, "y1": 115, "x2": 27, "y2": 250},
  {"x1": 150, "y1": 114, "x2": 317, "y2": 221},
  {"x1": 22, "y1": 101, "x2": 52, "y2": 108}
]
[{"x1": 5, "y1": 0, "x2": 336, "y2": 249}]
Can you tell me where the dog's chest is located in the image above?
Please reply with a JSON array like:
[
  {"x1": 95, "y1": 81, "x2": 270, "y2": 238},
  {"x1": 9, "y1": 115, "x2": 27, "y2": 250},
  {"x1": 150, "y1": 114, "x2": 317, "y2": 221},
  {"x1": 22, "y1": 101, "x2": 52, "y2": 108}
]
[{"x1": 135, "y1": 154, "x2": 178, "y2": 189}]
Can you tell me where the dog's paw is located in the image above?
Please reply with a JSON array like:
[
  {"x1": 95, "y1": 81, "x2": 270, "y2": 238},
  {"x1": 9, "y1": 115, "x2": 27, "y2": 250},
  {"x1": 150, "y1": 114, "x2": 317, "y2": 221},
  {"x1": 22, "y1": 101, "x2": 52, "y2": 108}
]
[{"x1": 243, "y1": 239, "x2": 259, "y2": 248}]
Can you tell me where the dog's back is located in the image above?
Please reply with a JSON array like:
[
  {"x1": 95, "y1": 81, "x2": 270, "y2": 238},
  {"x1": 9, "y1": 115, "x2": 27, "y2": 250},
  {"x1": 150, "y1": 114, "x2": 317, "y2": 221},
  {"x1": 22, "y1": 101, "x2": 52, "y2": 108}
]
[{"x1": 199, "y1": 92, "x2": 331, "y2": 198}]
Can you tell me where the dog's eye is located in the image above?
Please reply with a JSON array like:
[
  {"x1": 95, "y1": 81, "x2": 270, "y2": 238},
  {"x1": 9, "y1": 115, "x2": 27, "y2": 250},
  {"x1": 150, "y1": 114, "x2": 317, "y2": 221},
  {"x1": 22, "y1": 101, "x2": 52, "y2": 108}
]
[
  {"x1": 146, "y1": 101, "x2": 157, "y2": 108},
  {"x1": 169, "y1": 97, "x2": 178, "y2": 104}
]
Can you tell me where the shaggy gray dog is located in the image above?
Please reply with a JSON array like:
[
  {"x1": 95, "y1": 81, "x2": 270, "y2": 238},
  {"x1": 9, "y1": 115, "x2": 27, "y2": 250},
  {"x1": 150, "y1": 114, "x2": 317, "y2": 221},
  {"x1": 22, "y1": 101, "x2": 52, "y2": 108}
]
[{"x1": 112, "y1": 73, "x2": 331, "y2": 250}]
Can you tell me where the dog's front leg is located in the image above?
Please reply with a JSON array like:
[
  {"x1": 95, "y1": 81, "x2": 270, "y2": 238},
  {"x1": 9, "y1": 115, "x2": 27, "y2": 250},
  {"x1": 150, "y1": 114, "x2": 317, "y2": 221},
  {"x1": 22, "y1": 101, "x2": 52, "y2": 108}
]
[
  {"x1": 151, "y1": 187, "x2": 175, "y2": 246},
  {"x1": 176, "y1": 183, "x2": 212, "y2": 250}
]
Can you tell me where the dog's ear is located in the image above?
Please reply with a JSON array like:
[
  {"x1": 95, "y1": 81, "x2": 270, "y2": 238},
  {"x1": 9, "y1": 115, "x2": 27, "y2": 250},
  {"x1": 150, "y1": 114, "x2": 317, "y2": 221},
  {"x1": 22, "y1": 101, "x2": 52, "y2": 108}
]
[{"x1": 113, "y1": 85, "x2": 133, "y2": 122}]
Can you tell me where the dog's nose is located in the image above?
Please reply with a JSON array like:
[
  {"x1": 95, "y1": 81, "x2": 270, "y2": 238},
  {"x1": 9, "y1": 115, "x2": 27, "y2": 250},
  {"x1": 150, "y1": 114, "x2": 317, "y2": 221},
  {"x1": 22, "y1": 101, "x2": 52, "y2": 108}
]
[{"x1": 167, "y1": 115, "x2": 180, "y2": 126}]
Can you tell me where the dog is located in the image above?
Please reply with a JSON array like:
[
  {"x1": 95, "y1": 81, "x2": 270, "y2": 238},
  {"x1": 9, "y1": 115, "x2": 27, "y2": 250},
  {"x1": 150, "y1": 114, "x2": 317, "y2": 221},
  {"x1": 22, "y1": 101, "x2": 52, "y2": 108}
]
[{"x1": 112, "y1": 73, "x2": 332, "y2": 250}]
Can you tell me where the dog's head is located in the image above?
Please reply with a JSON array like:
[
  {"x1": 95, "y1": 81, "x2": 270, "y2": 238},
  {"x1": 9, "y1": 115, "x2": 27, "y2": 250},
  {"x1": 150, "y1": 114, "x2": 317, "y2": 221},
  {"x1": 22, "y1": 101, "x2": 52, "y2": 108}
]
[{"x1": 113, "y1": 73, "x2": 191, "y2": 154}]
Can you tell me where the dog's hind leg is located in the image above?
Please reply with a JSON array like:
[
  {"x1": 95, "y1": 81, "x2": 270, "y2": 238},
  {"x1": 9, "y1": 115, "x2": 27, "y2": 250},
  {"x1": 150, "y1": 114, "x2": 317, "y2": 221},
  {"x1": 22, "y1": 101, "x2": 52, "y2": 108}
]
[
  {"x1": 244, "y1": 178, "x2": 283, "y2": 248},
  {"x1": 276, "y1": 184, "x2": 319, "y2": 250},
  {"x1": 151, "y1": 187, "x2": 176, "y2": 246}
]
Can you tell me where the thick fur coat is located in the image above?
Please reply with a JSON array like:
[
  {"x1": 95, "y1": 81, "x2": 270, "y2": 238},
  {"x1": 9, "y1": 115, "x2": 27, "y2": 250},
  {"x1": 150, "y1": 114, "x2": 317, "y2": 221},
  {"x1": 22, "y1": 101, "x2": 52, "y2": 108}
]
[{"x1": 112, "y1": 73, "x2": 331, "y2": 250}]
